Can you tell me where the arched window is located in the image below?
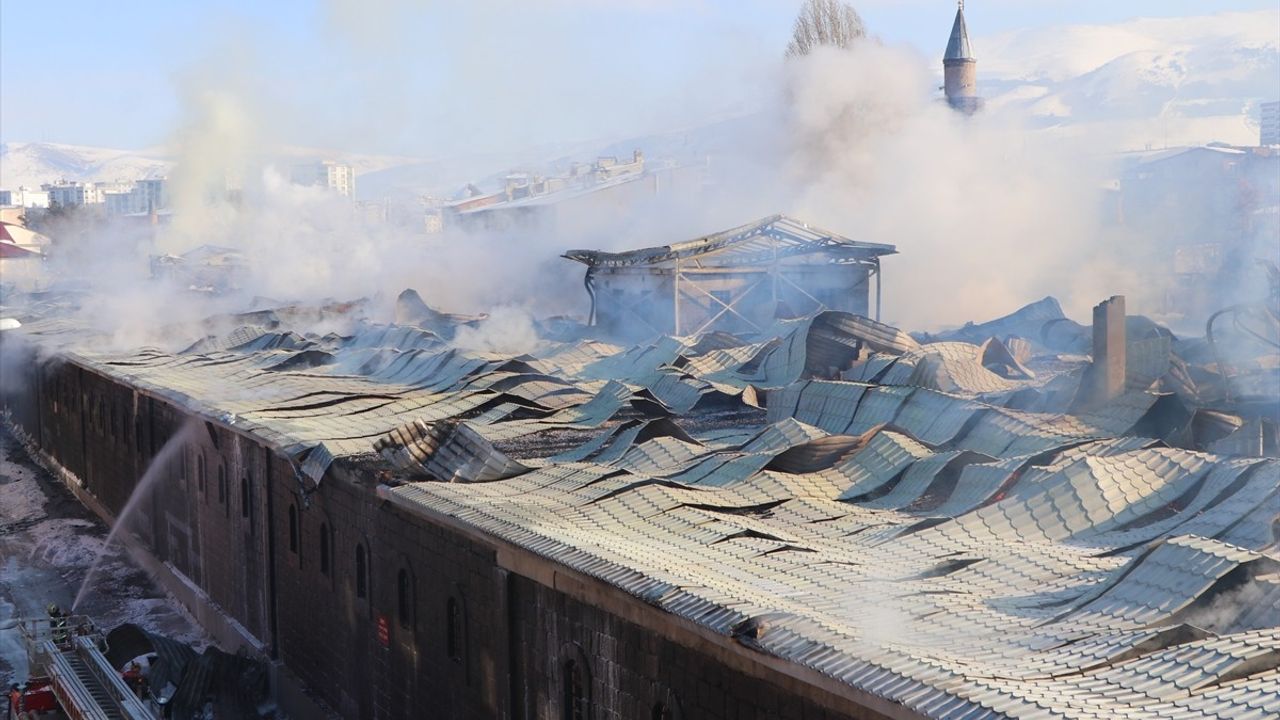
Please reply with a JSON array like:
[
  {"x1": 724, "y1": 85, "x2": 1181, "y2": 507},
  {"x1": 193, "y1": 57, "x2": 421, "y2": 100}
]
[
  {"x1": 563, "y1": 657, "x2": 590, "y2": 720},
  {"x1": 650, "y1": 689, "x2": 681, "y2": 719},
  {"x1": 240, "y1": 474, "x2": 251, "y2": 520},
  {"x1": 355, "y1": 544, "x2": 368, "y2": 599},
  {"x1": 319, "y1": 523, "x2": 330, "y2": 575},
  {"x1": 446, "y1": 597, "x2": 464, "y2": 663},
  {"x1": 397, "y1": 568, "x2": 414, "y2": 629},
  {"x1": 288, "y1": 504, "x2": 299, "y2": 554},
  {"x1": 217, "y1": 465, "x2": 228, "y2": 518}
]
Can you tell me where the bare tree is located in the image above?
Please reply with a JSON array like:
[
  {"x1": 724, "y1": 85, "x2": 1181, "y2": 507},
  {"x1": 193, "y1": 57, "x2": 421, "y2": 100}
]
[{"x1": 785, "y1": 0, "x2": 867, "y2": 58}]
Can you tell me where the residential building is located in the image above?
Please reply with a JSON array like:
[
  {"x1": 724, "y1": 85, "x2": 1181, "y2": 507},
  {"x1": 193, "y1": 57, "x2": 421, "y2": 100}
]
[
  {"x1": 104, "y1": 190, "x2": 144, "y2": 216},
  {"x1": 134, "y1": 177, "x2": 170, "y2": 212},
  {"x1": 1119, "y1": 144, "x2": 1280, "y2": 318},
  {"x1": 291, "y1": 160, "x2": 355, "y2": 198},
  {"x1": 447, "y1": 155, "x2": 700, "y2": 235},
  {"x1": 1262, "y1": 101, "x2": 1280, "y2": 146},
  {"x1": 42, "y1": 181, "x2": 102, "y2": 208},
  {"x1": 103, "y1": 177, "x2": 171, "y2": 216},
  {"x1": 0, "y1": 188, "x2": 50, "y2": 209}
]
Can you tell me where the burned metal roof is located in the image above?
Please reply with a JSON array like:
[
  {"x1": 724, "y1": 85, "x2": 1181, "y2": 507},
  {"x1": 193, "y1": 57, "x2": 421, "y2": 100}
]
[
  {"x1": 563, "y1": 214, "x2": 897, "y2": 269},
  {"x1": 7, "y1": 294, "x2": 1279, "y2": 719}
]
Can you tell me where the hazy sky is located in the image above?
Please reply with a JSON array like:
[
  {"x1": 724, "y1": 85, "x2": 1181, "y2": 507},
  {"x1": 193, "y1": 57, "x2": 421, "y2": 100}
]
[{"x1": 2, "y1": 0, "x2": 1274, "y2": 154}]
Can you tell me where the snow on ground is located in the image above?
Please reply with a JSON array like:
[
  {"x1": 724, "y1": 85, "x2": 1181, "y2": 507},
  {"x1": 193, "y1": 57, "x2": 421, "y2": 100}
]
[{"x1": 0, "y1": 426, "x2": 209, "y2": 687}]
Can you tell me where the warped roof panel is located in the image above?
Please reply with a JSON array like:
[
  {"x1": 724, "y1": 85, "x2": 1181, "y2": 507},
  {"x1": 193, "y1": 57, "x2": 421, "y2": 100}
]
[{"x1": 8, "y1": 291, "x2": 1279, "y2": 719}]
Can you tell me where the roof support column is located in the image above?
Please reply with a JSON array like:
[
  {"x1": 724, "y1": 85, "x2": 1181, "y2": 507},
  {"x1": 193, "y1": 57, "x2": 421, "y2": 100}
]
[
  {"x1": 673, "y1": 259, "x2": 682, "y2": 336},
  {"x1": 875, "y1": 258, "x2": 882, "y2": 321},
  {"x1": 771, "y1": 236, "x2": 779, "y2": 304}
]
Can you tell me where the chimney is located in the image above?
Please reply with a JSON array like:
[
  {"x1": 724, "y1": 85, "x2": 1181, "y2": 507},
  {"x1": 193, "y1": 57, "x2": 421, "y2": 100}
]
[{"x1": 1079, "y1": 295, "x2": 1126, "y2": 409}]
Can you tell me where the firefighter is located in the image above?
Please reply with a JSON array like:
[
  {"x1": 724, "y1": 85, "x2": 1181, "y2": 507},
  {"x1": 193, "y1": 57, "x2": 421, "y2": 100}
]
[
  {"x1": 122, "y1": 662, "x2": 147, "y2": 698},
  {"x1": 6, "y1": 684, "x2": 20, "y2": 720},
  {"x1": 47, "y1": 604, "x2": 69, "y2": 646}
]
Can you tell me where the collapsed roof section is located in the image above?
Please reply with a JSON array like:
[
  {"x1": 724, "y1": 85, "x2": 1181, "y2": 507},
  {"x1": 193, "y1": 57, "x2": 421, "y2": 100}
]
[
  {"x1": 7, "y1": 290, "x2": 1279, "y2": 719},
  {"x1": 150, "y1": 244, "x2": 248, "y2": 294}
]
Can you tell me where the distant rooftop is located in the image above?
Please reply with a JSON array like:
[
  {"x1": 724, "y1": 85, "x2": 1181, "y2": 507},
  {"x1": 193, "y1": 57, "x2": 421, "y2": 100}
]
[{"x1": 564, "y1": 214, "x2": 896, "y2": 269}]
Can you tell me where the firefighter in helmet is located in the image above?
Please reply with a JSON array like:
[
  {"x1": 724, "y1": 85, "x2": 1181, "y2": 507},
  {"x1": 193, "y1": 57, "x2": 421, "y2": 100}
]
[
  {"x1": 7, "y1": 684, "x2": 22, "y2": 719},
  {"x1": 122, "y1": 661, "x2": 147, "y2": 698},
  {"x1": 47, "y1": 604, "x2": 69, "y2": 646}
]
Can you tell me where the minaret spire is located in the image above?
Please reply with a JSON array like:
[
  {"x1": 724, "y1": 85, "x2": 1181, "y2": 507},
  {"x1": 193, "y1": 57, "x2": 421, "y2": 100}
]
[
  {"x1": 944, "y1": 2, "x2": 974, "y2": 62},
  {"x1": 943, "y1": 0, "x2": 981, "y2": 113}
]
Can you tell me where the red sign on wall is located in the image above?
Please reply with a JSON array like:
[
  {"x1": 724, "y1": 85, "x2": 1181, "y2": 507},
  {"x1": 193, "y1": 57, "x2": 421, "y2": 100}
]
[{"x1": 376, "y1": 615, "x2": 390, "y2": 648}]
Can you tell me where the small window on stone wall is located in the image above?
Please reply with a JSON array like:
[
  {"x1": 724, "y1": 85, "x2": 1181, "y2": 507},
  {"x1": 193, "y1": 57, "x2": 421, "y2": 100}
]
[
  {"x1": 319, "y1": 523, "x2": 330, "y2": 575},
  {"x1": 217, "y1": 465, "x2": 228, "y2": 518},
  {"x1": 355, "y1": 544, "x2": 368, "y2": 599},
  {"x1": 196, "y1": 453, "x2": 206, "y2": 495},
  {"x1": 563, "y1": 658, "x2": 590, "y2": 720},
  {"x1": 397, "y1": 568, "x2": 414, "y2": 630},
  {"x1": 288, "y1": 504, "x2": 299, "y2": 554},
  {"x1": 447, "y1": 596, "x2": 465, "y2": 664},
  {"x1": 240, "y1": 475, "x2": 251, "y2": 520},
  {"x1": 651, "y1": 689, "x2": 681, "y2": 719}
]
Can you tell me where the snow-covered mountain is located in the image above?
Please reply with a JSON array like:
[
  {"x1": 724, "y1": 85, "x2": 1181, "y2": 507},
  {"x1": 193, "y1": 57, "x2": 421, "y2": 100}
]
[
  {"x1": 978, "y1": 10, "x2": 1279, "y2": 149},
  {"x1": 5, "y1": 10, "x2": 1275, "y2": 195},
  {"x1": 0, "y1": 142, "x2": 172, "y2": 190},
  {"x1": 0, "y1": 141, "x2": 423, "y2": 196}
]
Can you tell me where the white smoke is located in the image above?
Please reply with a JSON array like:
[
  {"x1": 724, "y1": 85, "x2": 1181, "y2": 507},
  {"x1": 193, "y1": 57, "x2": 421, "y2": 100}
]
[
  {"x1": 9, "y1": 5, "x2": 1260, "y2": 344},
  {"x1": 450, "y1": 306, "x2": 542, "y2": 355},
  {"x1": 760, "y1": 42, "x2": 1131, "y2": 329}
]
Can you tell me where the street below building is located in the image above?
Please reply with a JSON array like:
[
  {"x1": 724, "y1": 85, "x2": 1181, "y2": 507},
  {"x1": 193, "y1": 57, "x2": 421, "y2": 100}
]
[{"x1": 0, "y1": 425, "x2": 207, "y2": 688}]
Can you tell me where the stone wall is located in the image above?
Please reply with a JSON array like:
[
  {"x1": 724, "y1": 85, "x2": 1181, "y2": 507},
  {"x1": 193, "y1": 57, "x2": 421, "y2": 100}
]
[{"x1": 3, "y1": 356, "x2": 900, "y2": 720}]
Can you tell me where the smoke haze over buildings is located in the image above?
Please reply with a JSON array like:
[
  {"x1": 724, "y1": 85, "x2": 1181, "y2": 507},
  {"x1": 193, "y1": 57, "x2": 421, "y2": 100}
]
[{"x1": 3, "y1": 2, "x2": 1277, "y2": 342}]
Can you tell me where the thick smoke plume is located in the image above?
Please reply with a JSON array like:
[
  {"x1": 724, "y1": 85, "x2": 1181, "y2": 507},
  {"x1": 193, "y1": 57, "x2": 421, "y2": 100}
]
[{"x1": 4, "y1": 5, "x2": 1253, "y2": 345}]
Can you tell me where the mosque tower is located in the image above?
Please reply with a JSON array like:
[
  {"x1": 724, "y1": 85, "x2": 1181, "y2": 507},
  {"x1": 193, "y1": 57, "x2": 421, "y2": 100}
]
[{"x1": 943, "y1": 1, "x2": 983, "y2": 114}]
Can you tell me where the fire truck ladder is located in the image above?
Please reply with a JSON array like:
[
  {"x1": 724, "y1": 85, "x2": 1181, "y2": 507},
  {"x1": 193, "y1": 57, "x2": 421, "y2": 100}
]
[{"x1": 24, "y1": 624, "x2": 153, "y2": 720}]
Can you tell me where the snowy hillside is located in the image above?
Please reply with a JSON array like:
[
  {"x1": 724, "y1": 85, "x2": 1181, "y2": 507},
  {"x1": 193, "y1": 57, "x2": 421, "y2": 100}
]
[
  {"x1": 978, "y1": 10, "x2": 1279, "y2": 149},
  {"x1": 0, "y1": 142, "x2": 172, "y2": 190},
  {"x1": 0, "y1": 141, "x2": 422, "y2": 196},
  {"x1": 6, "y1": 10, "x2": 1275, "y2": 195}
]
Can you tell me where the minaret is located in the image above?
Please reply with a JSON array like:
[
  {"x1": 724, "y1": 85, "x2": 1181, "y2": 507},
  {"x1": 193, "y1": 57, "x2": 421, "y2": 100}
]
[{"x1": 944, "y1": 1, "x2": 982, "y2": 114}]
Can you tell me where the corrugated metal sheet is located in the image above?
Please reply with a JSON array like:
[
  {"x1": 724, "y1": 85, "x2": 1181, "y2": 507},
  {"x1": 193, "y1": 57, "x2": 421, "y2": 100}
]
[{"x1": 13, "y1": 295, "x2": 1280, "y2": 720}]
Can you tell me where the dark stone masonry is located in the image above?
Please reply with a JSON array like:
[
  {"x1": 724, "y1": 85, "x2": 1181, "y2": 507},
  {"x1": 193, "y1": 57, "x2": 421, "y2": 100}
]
[{"x1": 4, "y1": 357, "x2": 897, "y2": 720}]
